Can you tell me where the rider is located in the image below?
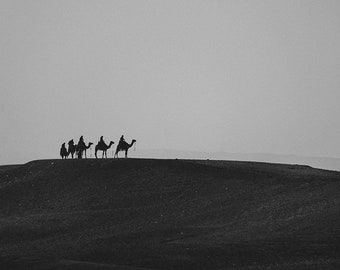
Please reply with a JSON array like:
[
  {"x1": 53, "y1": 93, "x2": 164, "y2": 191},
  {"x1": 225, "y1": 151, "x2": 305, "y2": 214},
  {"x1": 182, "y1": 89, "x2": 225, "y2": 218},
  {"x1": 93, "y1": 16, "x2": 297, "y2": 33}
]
[
  {"x1": 78, "y1": 136, "x2": 85, "y2": 147},
  {"x1": 119, "y1": 135, "x2": 125, "y2": 145},
  {"x1": 99, "y1": 136, "x2": 105, "y2": 147},
  {"x1": 60, "y1": 143, "x2": 67, "y2": 159},
  {"x1": 77, "y1": 136, "x2": 85, "y2": 158}
]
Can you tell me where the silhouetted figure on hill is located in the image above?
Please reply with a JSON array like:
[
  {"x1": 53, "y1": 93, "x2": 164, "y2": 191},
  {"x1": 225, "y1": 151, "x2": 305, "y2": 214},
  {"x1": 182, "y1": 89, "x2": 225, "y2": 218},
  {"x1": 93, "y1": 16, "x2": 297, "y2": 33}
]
[
  {"x1": 119, "y1": 135, "x2": 125, "y2": 146},
  {"x1": 76, "y1": 136, "x2": 87, "y2": 159},
  {"x1": 60, "y1": 143, "x2": 68, "y2": 159},
  {"x1": 68, "y1": 139, "x2": 76, "y2": 158},
  {"x1": 77, "y1": 136, "x2": 85, "y2": 148},
  {"x1": 95, "y1": 139, "x2": 114, "y2": 158},
  {"x1": 114, "y1": 139, "x2": 136, "y2": 158},
  {"x1": 77, "y1": 142, "x2": 93, "y2": 159},
  {"x1": 98, "y1": 136, "x2": 105, "y2": 148}
]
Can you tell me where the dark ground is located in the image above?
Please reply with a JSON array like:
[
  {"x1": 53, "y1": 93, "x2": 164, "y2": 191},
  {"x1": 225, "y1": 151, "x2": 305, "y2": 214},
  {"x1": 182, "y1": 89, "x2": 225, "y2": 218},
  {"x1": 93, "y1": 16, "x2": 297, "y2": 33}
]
[{"x1": 0, "y1": 158, "x2": 339, "y2": 269}]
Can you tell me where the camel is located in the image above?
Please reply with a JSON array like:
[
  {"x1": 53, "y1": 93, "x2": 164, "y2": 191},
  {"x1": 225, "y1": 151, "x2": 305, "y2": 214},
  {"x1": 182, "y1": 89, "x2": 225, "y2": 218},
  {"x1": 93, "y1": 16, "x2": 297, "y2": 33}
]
[
  {"x1": 76, "y1": 142, "x2": 93, "y2": 159},
  {"x1": 60, "y1": 143, "x2": 68, "y2": 159},
  {"x1": 67, "y1": 140, "x2": 76, "y2": 158},
  {"x1": 114, "y1": 139, "x2": 136, "y2": 158},
  {"x1": 95, "y1": 141, "x2": 114, "y2": 158}
]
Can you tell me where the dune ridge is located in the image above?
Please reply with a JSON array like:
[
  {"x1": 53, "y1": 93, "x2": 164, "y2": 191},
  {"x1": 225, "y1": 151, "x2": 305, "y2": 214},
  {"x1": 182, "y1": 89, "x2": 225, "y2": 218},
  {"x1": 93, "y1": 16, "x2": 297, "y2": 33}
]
[{"x1": 0, "y1": 159, "x2": 339, "y2": 269}]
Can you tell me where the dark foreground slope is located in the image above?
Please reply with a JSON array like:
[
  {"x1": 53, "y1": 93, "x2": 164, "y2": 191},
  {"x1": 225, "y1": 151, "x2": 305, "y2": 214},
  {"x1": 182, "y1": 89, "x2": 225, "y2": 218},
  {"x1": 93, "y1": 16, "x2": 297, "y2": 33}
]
[{"x1": 0, "y1": 159, "x2": 339, "y2": 270}]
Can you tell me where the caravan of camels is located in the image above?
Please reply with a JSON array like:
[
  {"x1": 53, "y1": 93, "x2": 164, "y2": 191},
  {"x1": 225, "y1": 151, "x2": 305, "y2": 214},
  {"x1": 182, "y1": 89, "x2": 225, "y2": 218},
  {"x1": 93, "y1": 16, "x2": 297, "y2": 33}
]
[{"x1": 60, "y1": 135, "x2": 136, "y2": 159}]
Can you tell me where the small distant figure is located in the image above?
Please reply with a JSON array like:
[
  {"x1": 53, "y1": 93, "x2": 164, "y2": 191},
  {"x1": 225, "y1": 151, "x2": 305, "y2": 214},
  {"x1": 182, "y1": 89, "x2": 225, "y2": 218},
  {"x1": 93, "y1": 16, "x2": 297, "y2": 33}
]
[
  {"x1": 81, "y1": 142, "x2": 93, "y2": 158},
  {"x1": 60, "y1": 143, "x2": 68, "y2": 159},
  {"x1": 78, "y1": 136, "x2": 85, "y2": 148},
  {"x1": 95, "y1": 136, "x2": 114, "y2": 158},
  {"x1": 98, "y1": 136, "x2": 105, "y2": 148},
  {"x1": 114, "y1": 138, "x2": 136, "y2": 158},
  {"x1": 76, "y1": 135, "x2": 87, "y2": 159},
  {"x1": 68, "y1": 139, "x2": 76, "y2": 158},
  {"x1": 119, "y1": 135, "x2": 125, "y2": 146}
]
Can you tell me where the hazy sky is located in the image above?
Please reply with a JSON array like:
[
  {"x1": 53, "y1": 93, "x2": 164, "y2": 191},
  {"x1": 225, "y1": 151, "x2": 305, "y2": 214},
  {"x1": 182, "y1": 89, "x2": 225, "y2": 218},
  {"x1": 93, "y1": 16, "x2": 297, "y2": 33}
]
[{"x1": 1, "y1": 0, "x2": 340, "y2": 164}]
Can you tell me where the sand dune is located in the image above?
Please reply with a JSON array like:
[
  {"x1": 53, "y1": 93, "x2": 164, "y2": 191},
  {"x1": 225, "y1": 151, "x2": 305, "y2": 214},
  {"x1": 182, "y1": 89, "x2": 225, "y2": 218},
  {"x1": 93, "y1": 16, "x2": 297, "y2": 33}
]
[
  {"x1": 57, "y1": 259, "x2": 155, "y2": 270},
  {"x1": 0, "y1": 158, "x2": 339, "y2": 269}
]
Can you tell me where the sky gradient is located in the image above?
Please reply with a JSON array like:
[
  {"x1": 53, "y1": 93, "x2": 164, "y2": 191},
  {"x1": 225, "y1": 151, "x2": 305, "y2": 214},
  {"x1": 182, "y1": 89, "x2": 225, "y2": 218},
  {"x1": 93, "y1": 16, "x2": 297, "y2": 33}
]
[{"x1": 1, "y1": 0, "x2": 340, "y2": 164}]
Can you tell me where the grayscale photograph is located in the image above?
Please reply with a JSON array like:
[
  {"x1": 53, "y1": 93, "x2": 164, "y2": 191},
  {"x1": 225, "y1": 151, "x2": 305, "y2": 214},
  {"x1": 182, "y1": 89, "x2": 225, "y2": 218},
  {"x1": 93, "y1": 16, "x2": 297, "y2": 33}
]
[{"x1": 0, "y1": 1, "x2": 340, "y2": 269}]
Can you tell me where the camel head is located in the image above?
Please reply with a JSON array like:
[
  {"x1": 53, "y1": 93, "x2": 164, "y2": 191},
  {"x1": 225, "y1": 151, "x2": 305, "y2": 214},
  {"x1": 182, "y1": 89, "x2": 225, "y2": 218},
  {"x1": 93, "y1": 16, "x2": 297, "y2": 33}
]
[
  {"x1": 88, "y1": 142, "x2": 93, "y2": 146},
  {"x1": 109, "y1": 141, "x2": 114, "y2": 147}
]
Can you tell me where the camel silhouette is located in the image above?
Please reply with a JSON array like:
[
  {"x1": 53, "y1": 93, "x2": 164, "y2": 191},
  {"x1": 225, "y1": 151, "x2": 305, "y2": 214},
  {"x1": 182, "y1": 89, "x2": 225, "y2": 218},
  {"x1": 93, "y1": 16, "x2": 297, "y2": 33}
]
[
  {"x1": 95, "y1": 141, "x2": 114, "y2": 158},
  {"x1": 67, "y1": 140, "x2": 76, "y2": 159},
  {"x1": 76, "y1": 142, "x2": 93, "y2": 159},
  {"x1": 114, "y1": 139, "x2": 136, "y2": 158},
  {"x1": 60, "y1": 143, "x2": 68, "y2": 159},
  {"x1": 82, "y1": 142, "x2": 93, "y2": 158}
]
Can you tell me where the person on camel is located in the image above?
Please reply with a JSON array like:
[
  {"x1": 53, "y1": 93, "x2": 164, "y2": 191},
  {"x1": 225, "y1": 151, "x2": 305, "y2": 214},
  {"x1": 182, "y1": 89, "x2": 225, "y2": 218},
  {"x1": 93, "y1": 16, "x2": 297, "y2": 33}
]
[
  {"x1": 78, "y1": 136, "x2": 85, "y2": 148},
  {"x1": 99, "y1": 136, "x2": 106, "y2": 148},
  {"x1": 76, "y1": 136, "x2": 85, "y2": 158},
  {"x1": 119, "y1": 135, "x2": 126, "y2": 146}
]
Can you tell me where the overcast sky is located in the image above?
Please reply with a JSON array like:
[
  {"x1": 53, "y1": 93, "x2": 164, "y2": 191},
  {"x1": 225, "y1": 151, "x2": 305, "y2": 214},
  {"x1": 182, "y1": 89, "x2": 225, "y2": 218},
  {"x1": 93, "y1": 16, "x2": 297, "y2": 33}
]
[{"x1": 1, "y1": 0, "x2": 340, "y2": 164}]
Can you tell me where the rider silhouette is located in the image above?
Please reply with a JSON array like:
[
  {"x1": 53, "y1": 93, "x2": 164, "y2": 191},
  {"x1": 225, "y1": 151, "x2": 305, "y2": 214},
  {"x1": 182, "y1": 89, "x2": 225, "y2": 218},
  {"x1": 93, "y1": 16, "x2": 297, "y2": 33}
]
[
  {"x1": 77, "y1": 136, "x2": 85, "y2": 158},
  {"x1": 119, "y1": 135, "x2": 125, "y2": 145},
  {"x1": 78, "y1": 136, "x2": 85, "y2": 147},
  {"x1": 99, "y1": 136, "x2": 105, "y2": 148},
  {"x1": 60, "y1": 143, "x2": 68, "y2": 159}
]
